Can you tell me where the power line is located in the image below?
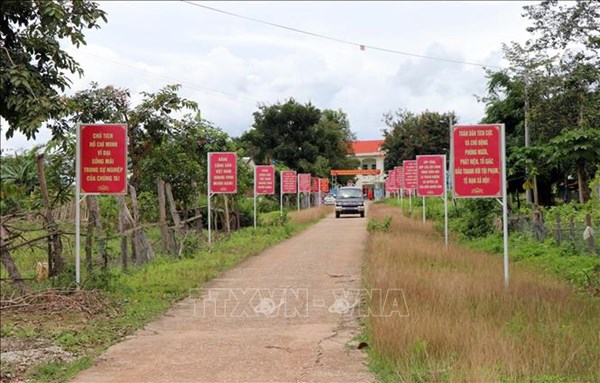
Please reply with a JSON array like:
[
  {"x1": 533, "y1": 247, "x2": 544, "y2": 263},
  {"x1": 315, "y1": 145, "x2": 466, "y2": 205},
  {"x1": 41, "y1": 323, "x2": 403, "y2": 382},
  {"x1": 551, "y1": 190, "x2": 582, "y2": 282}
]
[
  {"x1": 180, "y1": 1, "x2": 502, "y2": 69},
  {"x1": 78, "y1": 51, "x2": 258, "y2": 106}
]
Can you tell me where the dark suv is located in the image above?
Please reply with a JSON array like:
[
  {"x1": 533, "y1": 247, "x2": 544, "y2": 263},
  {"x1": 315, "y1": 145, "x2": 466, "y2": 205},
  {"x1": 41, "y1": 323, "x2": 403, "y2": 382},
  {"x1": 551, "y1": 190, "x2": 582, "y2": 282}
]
[{"x1": 335, "y1": 187, "x2": 365, "y2": 218}]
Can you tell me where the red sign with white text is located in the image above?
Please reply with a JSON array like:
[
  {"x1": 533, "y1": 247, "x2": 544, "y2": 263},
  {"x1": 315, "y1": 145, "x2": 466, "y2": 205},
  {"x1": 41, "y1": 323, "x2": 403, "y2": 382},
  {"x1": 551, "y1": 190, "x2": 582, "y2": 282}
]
[
  {"x1": 79, "y1": 124, "x2": 127, "y2": 194},
  {"x1": 281, "y1": 171, "x2": 297, "y2": 194},
  {"x1": 395, "y1": 166, "x2": 404, "y2": 189},
  {"x1": 320, "y1": 178, "x2": 329, "y2": 193},
  {"x1": 298, "y1": 173, "x2": 311, "y2": 192},
  {"x1": 388, "y1": 169, "x2": 398, "y2": 191},
  {"x1": 452, "y1": 125, "x2": 502, "y2": 198},
  {"x1": 209, "y1": 152, "x2": 237, "y2": 194},
  {"x1": 403, "y1": 160, "x2": 417, "y2": 190},
  {"x1": 417, "y1": 155, "x2": 446, "y2": 197},
  {"x1": 311, "y1": 177, "x2": 319, "y2": 193},
  {"x1": 255, "y1": 165, "x2": 275, "y2": 195}
]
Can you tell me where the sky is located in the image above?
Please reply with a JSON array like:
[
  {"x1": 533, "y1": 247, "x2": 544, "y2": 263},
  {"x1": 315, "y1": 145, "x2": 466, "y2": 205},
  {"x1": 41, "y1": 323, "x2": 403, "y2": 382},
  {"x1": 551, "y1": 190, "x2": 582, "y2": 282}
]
[{"x1": 1, "y1": 1, "x2": 535, "y2": 152}]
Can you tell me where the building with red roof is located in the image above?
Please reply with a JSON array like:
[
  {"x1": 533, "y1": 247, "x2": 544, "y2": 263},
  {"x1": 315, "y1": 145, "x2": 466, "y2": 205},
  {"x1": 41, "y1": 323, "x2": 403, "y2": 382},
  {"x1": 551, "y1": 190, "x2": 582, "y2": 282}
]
[{"x1": 335, "y1": 139, "x2": 386, "y2": 199}]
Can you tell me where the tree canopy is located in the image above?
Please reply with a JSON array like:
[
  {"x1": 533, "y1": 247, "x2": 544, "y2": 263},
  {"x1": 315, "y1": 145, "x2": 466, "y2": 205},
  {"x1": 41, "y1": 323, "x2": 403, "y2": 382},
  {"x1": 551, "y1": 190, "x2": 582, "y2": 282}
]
[
  {"x1": 240, "y1": 99, "x2": 358, "y2": 177},
  {"x1": 1, "y1": 0, "x2": 107, "y2": 140},
  {"x1": 381, "y1": 109, "x2": 457, "y2": 171},
  {"x1": 480, "y1": 0, "x2": 600, "y2": 204}
]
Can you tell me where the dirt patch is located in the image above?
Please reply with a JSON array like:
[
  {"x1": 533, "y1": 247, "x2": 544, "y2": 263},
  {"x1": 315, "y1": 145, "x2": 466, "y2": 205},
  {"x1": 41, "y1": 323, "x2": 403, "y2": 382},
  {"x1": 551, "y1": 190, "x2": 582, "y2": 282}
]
[{"x1": 0, "y1": 337, "x2": 75, "y2": 383}]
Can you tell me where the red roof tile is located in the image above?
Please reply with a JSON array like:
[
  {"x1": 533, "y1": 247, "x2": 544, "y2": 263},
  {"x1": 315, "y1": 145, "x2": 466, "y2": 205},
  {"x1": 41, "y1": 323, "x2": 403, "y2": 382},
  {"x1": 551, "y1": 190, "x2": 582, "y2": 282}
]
[{"x1": 349, "y1": 140, "x2": 385, "y2": 154}]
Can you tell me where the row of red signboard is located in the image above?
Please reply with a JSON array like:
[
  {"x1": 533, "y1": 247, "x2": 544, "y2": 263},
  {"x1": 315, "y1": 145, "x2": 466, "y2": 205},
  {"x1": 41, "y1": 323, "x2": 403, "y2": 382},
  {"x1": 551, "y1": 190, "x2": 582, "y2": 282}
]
[
  {"x1": 386, "y1": 125, "x2": 503, "y2": 198},
  {"x1": 77, "y1": 124, "x2": 501, "y2": 199},
  {"x1": 76, "y1": 126, "x2": 329, "y2": 196},
  {"x1": 386, "y1": 156, "x2": 446, "y2": 197},
  {"x1": 208, "y1": 152, "x2": 329, "y2": 195}
]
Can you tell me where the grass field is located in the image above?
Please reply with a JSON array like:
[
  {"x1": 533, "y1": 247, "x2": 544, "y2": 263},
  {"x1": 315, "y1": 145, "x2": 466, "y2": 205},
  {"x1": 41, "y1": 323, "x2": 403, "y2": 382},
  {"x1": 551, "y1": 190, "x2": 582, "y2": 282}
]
[{"x1": 363, "y1": 203, "x2": 600, "y2": 382}]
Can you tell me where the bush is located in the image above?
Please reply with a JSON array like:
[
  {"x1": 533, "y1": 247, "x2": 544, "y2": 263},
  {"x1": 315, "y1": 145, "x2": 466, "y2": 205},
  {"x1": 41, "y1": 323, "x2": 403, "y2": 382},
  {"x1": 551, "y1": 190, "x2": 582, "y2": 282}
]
[{"x1": 451, "y1": 199, "x2": 498, "y2": 238}]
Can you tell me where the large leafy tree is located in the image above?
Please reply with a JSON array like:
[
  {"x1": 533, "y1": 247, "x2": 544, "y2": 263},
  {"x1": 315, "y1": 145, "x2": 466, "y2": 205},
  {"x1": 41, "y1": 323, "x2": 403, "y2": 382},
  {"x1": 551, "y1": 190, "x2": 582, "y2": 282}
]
[
  {"x1": 381, "y1": 109, "x2": 456, "y2": 170},
  {"x1": 241, "y1": 99, "x2": 357, "y2": 177},
  {"x1": 1, "y1": 0, "x2": 107, "y2": 139},
  {"x1": 481, "y1": 0, "x2": 600, "y2": 204}
]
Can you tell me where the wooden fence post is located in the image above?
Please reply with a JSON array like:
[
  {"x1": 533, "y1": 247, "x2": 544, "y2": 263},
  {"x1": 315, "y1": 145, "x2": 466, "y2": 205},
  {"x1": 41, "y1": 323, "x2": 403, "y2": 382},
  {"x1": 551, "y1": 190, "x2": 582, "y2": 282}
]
[{"x1": 554, "y1": 214, "x2": 562, "y2": 245}]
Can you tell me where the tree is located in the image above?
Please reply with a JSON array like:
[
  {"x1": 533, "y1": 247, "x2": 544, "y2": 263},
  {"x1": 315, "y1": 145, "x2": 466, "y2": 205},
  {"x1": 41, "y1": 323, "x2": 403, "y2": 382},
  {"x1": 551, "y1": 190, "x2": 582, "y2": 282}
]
[
  {"x1": 480, "y1": 0, "x2": 600, "y2": 204},
  {"x1": 1, "y1": 0, "x2": 107, "y2": 139},
  {"x1": 381, "y1": 109, "x2": 456, "y2": 170},
  {"x1": 241, "y1": 99, "x2": 357, "y2": 177},
  {"x1": 127, "y1": 84, "x2": 198, "y2": 190}
]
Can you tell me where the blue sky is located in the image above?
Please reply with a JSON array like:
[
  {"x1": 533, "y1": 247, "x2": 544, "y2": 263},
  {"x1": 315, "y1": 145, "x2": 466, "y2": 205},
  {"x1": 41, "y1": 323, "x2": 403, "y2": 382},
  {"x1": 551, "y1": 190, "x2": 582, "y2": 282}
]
[{"x1": 1, "y1": 1, "x2": 534, "y2": 151}]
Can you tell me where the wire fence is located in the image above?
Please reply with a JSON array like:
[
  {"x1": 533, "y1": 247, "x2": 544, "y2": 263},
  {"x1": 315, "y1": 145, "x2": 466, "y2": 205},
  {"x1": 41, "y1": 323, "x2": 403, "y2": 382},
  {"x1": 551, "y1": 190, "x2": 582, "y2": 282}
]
[{"x1": 509, "y1": 209, "x2": 598, "y2": 256}]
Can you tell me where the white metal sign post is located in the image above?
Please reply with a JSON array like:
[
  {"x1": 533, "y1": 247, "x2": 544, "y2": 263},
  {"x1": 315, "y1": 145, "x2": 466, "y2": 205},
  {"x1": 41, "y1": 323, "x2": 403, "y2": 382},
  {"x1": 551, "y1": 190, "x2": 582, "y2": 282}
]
[{"x1": 452, "y1": 124, "x2": 508, "y2": 286}]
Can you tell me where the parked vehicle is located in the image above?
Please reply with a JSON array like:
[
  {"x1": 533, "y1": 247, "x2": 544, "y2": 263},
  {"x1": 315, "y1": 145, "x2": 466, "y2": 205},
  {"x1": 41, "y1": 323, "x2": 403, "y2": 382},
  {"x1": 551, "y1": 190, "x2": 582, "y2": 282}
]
[
  {"x1": 335, "y1": 187, "x2": 365, "y2": 218},
  {"x1": 323, "y1": 194, "x2": 336, "y2": 205}
]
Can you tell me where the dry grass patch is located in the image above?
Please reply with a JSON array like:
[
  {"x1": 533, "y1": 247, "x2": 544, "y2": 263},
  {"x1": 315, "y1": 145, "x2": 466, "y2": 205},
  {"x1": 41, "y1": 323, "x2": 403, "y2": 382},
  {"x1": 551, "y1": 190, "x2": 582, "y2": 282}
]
[
  {"x1": 364, "y1": 204, "x2": 600, "y2": 382},
  {"x1": 289, "y1": 206, "x2": 332, "y2": 225}
]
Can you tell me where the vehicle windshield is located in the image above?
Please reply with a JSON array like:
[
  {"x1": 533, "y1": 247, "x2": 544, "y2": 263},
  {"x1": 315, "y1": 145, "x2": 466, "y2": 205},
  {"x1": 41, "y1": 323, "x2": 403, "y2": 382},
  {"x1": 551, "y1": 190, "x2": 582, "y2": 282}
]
[{"x1": 337, "y1": 189, "x2": 362, "y2": 199}]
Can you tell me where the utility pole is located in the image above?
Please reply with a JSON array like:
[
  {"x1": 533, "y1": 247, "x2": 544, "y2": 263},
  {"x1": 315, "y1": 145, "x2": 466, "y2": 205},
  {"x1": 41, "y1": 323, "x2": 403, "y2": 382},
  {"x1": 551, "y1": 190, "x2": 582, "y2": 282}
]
[{"x1": 524, "y1": 71, "x2": 532, "y2": 204}]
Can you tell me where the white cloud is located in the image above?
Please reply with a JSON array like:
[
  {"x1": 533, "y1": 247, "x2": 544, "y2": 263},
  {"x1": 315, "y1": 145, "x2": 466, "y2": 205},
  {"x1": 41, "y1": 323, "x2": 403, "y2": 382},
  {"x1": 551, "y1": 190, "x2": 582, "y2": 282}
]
[{"x1": 2, "y1": 1, "x2": 534, "y2": 151}]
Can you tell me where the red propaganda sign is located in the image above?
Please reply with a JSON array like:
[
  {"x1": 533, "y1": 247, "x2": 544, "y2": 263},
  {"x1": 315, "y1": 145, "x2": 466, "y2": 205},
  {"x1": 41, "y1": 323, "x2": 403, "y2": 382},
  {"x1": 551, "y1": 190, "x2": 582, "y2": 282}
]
[
  {"x1": 311, "y1": 177, "x2": 319, "y2": 193},
  {"x1": 403, "y1": 160, "x2": 418, "y2": 190},
  {"x1": 452, "y1": 125, "x2": 502, "y2": 198},
  {"x1": 298, "y1": 173, "x2": 311, "y2": 192},
  {"x1": 417, "y1": 155, "x2": 446, "y2": 197},
  {"x1": 208, "y1": 152, "x2": 237, "y2": 194},
  {"x1": 79, "y1": 124, "x2": 127, "y2": 194},
  {"x1": 255, "y1": 165, "x2": 275, "y2": 195},
  {"x1": 281, "y1": 171, "x2": 297, "y2": 194},
  {"x1": 320, "y1": 178, "x2": 329, "y2": 193},
  {"x1": 388, "y1": 169, "x2": 398, "y2": 191},
  {"x1": 395, "y1": 166, "x2": 404, "y2": 189}
]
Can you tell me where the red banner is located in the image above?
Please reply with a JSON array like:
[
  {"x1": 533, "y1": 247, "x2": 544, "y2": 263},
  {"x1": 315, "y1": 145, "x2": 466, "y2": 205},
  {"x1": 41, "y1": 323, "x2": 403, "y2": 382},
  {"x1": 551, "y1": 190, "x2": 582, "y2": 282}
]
[
  {"x1": 79, "y1": 124, "x2": 127, "y2": 194},
  {"x1": 387, "y1": 170, "x2": 398, "y2": 193},
  {"x1": 395, "y1": 166, "x2": 404, "y2": 189},
  {"x1": 403, "y1": 160, "x2": 417, "y2": 190},
  {"x1": 281, "y1": 170, "x2": 297, "y2": 194},
  {"x1": 330, "y1": 169, "x2": 381, "y2": 176},
  {"x1": 298, "y1": 173, "x2": 311, "y2": 192},
  {"x1": 320, "y1": 178, "x2": 329, "y2": 193},
  {"x1": 452, "y1": 125, "x2": 502, "y2": 198},
  {"x1": 311, "y1": 177, "x2": 319, "y2": 193},
  {"x1": 255, "y1": 165, "x2": 275, "y2": 195},
  {"x1": 417, "y1": 155, "x2": 446, "y2": 197},
  {"x1": 209, "y1": 152, "x2": 237, "y2": 194}
]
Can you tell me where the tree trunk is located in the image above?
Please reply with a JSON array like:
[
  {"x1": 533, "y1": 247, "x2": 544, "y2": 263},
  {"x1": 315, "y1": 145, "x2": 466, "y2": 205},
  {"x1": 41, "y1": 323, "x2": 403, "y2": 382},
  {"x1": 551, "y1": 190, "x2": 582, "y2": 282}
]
[
  {"x1": 129, "y1": 186, "x2": 155, "y2": 265},
  {"x1": 223, "y1": 195, "x2": 231, "y2": 234},
  {"x1": 157, "y1": 179, "x2": 171, "y2": 253},
  {"x1": 165, "y1": 183, "x2": 183, "y2": 233},
  {"x1": 191, "y1": 181, "x2": 203, "y2": 235},
  {"x1": 533, "y1": 175, "x2": 539, "y2": 206},
  {"x1": 91, "y1": 196, "x2": 108, "y2": 271},
  {"x1": 0, "y1": 226, "x2": 28, "y2": 295},
  {"x1": 576, "y1": 162, "x2": 588, "y2": 204},
  {"x1": 85, "y1": 196, "x2": 95, "y2": 275},
  {"x1": 118, "y1": 198, "x2": 128, "y2": 272},
  {"x1": 36, "y1": 154, "x2": 63, "y2": 276}
]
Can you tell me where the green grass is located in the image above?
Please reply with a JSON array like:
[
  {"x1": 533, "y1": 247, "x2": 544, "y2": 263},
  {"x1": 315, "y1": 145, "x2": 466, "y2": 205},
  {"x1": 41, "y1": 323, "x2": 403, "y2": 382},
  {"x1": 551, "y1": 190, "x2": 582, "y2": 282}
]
[{"x1": 2, "y1": 214, "x2": 323, "y2": 383}]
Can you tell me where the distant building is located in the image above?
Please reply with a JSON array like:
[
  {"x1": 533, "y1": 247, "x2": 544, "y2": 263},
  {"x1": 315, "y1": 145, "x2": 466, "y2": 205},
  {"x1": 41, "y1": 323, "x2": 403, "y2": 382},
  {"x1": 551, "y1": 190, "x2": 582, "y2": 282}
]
[{"x1": 348, "y1": 140, "x2": 386, "y2": 199}]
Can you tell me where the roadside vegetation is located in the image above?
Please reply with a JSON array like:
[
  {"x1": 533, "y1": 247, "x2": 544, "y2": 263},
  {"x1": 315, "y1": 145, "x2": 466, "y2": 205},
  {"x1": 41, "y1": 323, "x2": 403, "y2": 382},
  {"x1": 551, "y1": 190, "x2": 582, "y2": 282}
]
[
  {"x1": 0, "y1": 206, "x2": 331, "y2": 382},
  {"x1": 363, "y1": 203, "x2": 600, "y2": 382}
]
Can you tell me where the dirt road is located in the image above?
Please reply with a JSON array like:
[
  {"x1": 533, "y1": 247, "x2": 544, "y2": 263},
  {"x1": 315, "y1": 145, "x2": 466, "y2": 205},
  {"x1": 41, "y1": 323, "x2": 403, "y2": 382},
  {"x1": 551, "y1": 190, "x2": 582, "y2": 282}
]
[{"x1": 71, "y1": 212, "x2": 374, "y2": 382}]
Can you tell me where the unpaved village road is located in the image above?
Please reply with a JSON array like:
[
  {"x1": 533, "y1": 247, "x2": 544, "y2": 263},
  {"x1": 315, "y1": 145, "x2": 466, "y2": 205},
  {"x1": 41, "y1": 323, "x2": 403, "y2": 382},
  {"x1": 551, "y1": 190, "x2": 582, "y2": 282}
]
[{"x1": 72, "y1": 212, "x2": 374, "y2": 382}]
